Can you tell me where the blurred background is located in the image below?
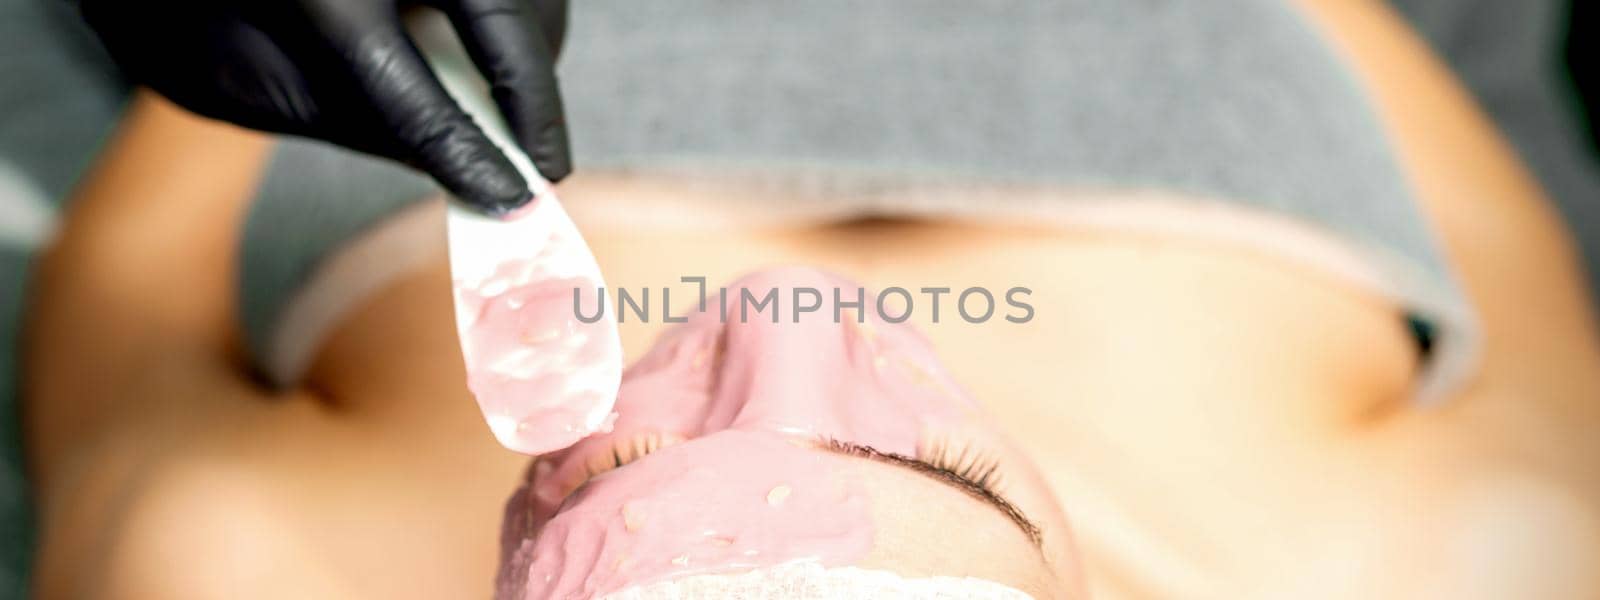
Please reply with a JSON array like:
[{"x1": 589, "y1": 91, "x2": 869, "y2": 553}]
[
  {"x1": 1569, "y1": 1, "x2": 1597, "y2": 150},
  {"x1": 0, "y1": 1, "x2": 1597, "y2": 597}
]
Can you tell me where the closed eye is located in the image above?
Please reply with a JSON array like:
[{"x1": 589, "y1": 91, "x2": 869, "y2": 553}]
[
  {"x1": 820, "y1": 438, "x2": 1042, "y2": 547},
  {"x1": 552, "y1": 432, "x2": 685, "y2": 499}
]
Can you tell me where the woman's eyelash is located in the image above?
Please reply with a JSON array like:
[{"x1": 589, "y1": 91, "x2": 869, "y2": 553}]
[
  {"x1": 827, "y1": 435, "x2": 1008, "y2": 494},
  {"x1": 918, "y1": 435, "x2": 1005, "y2": 491},
  {"x1": 572, "y1": 433, "x2": 681, "y2": 490},
  {"x1": 823, "y1": 437, "x2": 1039, "y2": 544},
  {"x1": 596, "y1": 433, "x2": 668, "y2": 472}
]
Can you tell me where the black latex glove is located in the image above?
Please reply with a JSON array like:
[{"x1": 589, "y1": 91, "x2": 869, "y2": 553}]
[{"x1": 79, "y1": 0, "x2": 571, "y2": 215}]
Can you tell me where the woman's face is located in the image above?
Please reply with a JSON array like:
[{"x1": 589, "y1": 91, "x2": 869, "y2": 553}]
[{"x1": 497, "y1": 268, "x2": 1083, "y2": 599}]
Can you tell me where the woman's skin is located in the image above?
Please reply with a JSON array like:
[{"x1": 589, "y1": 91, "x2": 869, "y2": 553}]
[{"x1": 23, "y1": 0, "x2": 1600, "y2": 598}]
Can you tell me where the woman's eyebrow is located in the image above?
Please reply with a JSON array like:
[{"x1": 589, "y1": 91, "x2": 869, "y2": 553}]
[{"x1": 820, "y1": 439, "x2": 1043, "y2": 547}]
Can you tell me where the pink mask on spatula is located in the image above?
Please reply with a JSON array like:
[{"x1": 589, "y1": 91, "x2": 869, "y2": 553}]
[{"x1": 447, "y1": 178, "x2": 623, "y2": 456}]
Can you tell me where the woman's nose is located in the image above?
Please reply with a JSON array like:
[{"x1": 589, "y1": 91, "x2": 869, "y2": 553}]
[{"x1": 707, "y1": 268, "x2": 886, "y2": 431}]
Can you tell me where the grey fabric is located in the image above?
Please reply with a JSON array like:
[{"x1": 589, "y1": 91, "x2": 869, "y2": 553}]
[
  {"x1": 0, "y1": 0, "x2": 124, "y2": 204},
  {"x1": 561, "y1": 0, "x2": 1433, "y2": 259},
  {"x1": 553, "y1": 0, "x2": 1477, "y2": 394},
  {"x1": 238, "y1": 140, "x2": 436, "y2": 383}
]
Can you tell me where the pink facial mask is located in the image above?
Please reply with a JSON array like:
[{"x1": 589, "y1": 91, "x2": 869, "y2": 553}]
[
  {"x1": 447, "y1": 186, "x2": 624, "y2": 455},
  {"x1": 497, "y1": 267, "x2": 1005, "y2": 599}
]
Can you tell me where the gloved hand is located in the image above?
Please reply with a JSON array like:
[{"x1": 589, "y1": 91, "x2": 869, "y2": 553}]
[{"x1": 78, "y1": 0, "x2": 571, "y2": 215}]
